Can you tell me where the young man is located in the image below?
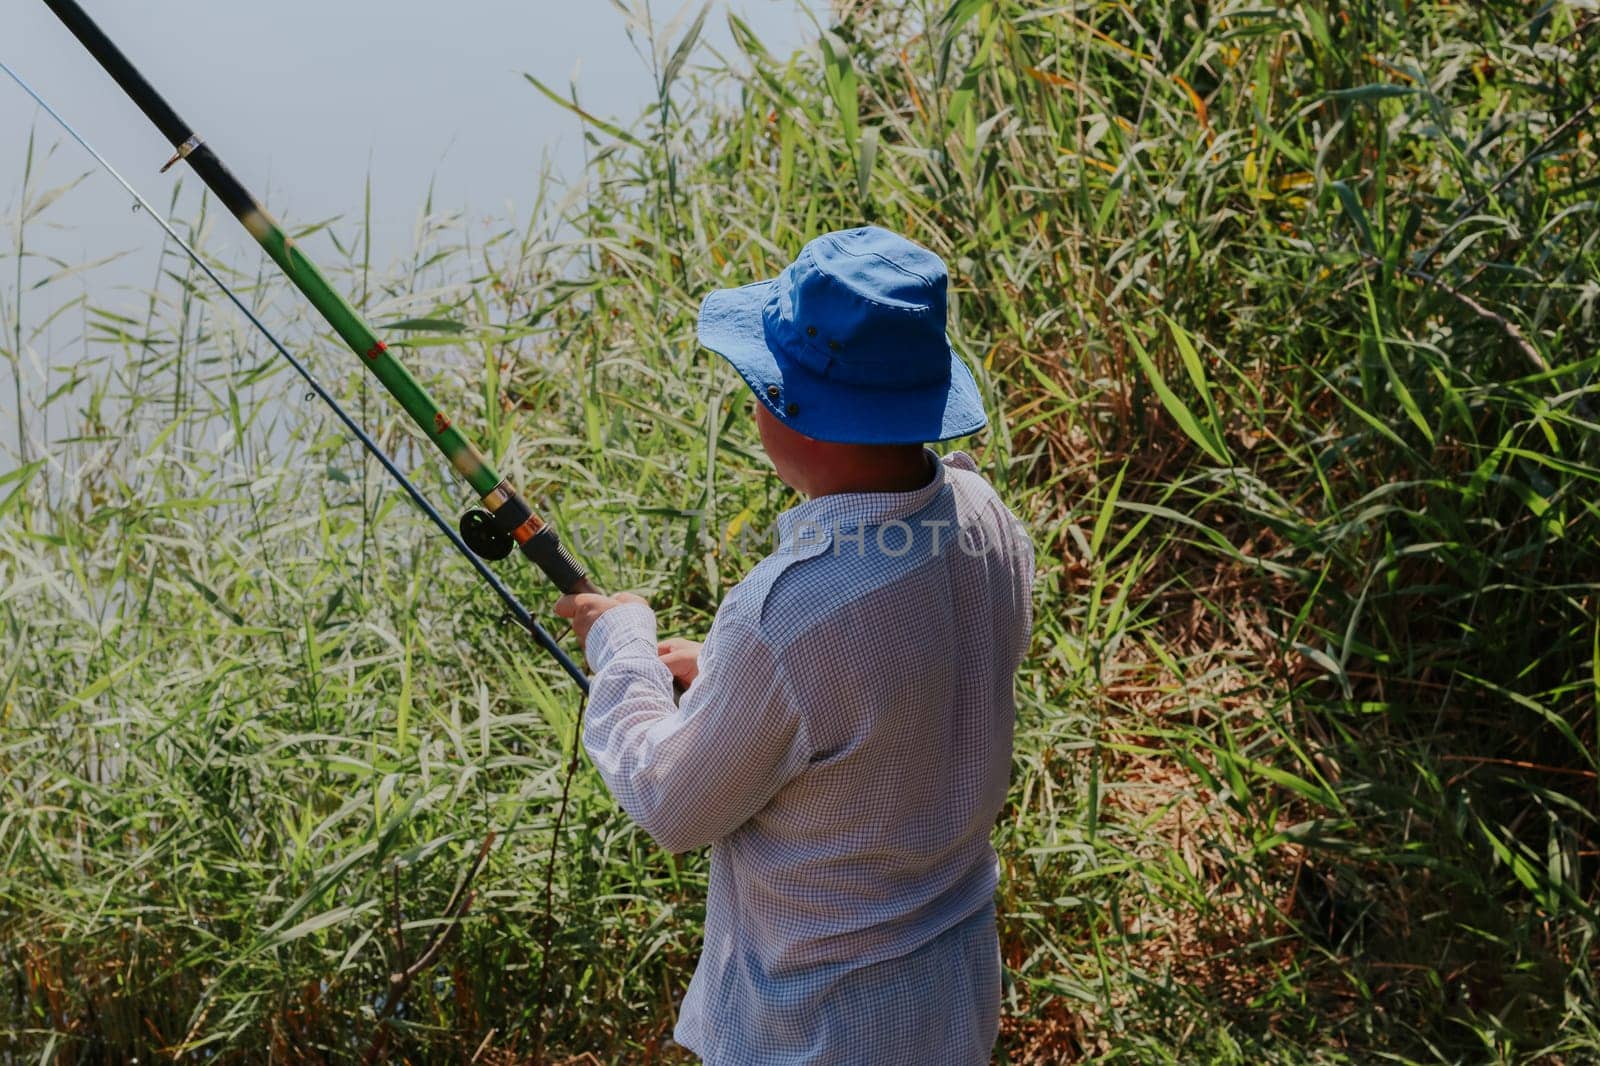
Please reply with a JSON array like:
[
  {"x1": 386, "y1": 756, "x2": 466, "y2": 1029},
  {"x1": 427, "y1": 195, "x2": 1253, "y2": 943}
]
[{"x1": 555, "y1": 226, "x2": 1034, "y2": 1064}]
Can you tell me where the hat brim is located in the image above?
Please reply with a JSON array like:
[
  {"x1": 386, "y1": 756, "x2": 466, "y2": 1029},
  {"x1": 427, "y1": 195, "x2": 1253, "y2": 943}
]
[{"x1": 696, "y1": 281, "x2": 989, "y2": 446}]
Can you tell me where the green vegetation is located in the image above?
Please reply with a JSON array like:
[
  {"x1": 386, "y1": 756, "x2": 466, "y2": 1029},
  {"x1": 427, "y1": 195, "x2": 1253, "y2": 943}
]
[{"x1": 4, "y1": 1, "x2": 1599, "y2": 1061}]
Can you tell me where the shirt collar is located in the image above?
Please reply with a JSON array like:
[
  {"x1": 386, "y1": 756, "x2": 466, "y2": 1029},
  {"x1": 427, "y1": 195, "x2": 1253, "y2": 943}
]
[{"x1": 776, "y1": 448, "x2": 949, "y2": 551}]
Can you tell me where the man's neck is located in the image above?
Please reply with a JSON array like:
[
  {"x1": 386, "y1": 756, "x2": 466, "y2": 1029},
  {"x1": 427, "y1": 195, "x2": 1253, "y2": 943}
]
[{"x1": 805, "y1": 447, "x2": 935, "y2": 498}]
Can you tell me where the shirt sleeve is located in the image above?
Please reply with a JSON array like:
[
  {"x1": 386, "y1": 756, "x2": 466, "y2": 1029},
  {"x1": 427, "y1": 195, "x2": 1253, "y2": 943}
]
[{"x1": 581, "y1": 602, "x2": 809, "y2": 854}]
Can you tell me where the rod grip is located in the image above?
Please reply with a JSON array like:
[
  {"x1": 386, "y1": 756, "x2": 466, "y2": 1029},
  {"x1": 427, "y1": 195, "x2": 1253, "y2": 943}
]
[{"x1": 521, "y1": 526, "x2": 589, "y2": 594}]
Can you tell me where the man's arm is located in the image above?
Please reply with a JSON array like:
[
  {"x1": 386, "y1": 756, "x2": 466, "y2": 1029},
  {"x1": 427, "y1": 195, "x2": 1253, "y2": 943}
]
[{"x1": 557, "y1": 595, "x2": 807, "y2": 853}]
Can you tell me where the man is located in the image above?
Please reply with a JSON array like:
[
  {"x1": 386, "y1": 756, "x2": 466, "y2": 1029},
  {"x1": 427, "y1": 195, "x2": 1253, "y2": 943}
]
[{"x1": 555, "y1": 226, "x2": 1034, "y2": 1064}]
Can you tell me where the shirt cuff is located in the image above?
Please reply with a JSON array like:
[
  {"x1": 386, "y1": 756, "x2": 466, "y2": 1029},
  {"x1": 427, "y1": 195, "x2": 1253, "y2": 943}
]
[{"x1": 585, "y1": 601, "x2": 658, "y2": 672}]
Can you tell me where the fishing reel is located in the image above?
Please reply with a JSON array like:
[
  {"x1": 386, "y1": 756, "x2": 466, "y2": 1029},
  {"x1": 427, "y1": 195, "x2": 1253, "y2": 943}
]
[
  {"x1": 459, "y1": 508, "x2": 515, "y2": 561},
  {"x1": 459, "y1": 487, "x2": 589, "y2": 593}
]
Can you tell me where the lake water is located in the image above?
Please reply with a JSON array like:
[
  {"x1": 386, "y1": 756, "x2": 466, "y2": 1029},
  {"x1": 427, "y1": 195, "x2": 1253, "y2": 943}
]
[{"x1": 0, "y1": 0, "x2": 818, "y2": 475}]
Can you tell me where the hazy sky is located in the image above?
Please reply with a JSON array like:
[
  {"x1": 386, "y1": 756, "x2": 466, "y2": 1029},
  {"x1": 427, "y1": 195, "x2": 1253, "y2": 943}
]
[{"x1": 1, "y1": 0, "x2": 816, "y2": 294}]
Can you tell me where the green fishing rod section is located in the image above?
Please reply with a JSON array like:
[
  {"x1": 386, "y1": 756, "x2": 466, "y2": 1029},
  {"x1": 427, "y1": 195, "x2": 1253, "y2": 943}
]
[{"x1": 41, "y1": 0, "x2": 591, "y2": 593}]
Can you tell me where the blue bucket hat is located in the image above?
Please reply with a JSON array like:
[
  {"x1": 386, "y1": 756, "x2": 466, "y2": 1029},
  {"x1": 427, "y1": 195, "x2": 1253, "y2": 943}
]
[{"x1": 696, "y1": 226, "x2": 988, "y2": 446}]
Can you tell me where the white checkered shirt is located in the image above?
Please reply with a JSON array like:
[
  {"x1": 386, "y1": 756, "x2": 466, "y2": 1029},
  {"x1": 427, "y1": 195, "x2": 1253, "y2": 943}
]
[{"x1": 582, "y1": 451, "x2": 1035, "y2": 1065}]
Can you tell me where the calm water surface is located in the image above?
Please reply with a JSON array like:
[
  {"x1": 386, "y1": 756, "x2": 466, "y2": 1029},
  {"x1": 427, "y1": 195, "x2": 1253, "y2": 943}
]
[{"x1": 0, "y1": 0, "x2": 818, "y2": 472}]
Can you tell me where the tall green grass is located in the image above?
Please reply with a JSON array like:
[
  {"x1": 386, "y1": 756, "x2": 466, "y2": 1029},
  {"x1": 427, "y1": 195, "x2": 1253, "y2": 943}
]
[{"x1": 4, "y1": 1, "x2": 1599, "y2": 1061}]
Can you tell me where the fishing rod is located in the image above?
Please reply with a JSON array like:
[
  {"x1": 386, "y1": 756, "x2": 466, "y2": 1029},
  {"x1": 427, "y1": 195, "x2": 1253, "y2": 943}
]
[
  {"x1": 0, "y1": 58, "x2": 590, "y2": 694},
  {"x1": 27, "y1": 0, "x2": 600, "y2": 685}
]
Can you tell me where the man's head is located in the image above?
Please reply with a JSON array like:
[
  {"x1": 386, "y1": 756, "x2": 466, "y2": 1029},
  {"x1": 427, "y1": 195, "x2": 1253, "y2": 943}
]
[
  {"x1": 753, "y1": 401, "x2": 931, "y2": 498},
  {"x1": 696, "y1": 226, "x2": 987, "y2": 463}
]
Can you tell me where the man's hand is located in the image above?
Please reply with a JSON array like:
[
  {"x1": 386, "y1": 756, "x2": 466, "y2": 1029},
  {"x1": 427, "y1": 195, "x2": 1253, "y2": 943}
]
[
  {"x1": 554, "y1": 590, "x2": 648, "y2": 651},
  {"x1": 657, "y1": 637, "x2": 704, "y2": 689}
]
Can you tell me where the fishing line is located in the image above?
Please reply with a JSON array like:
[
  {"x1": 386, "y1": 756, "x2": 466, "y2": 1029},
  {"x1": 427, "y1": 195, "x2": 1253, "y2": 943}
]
[{"x1": 0, "y1": 57, "x2": 590, "y2": 693}]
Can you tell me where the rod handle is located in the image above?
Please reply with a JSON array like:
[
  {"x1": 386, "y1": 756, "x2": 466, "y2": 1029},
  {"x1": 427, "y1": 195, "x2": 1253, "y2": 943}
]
[{"x1": 521, "y1": 526, "x2": 590, "y2": 594}]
